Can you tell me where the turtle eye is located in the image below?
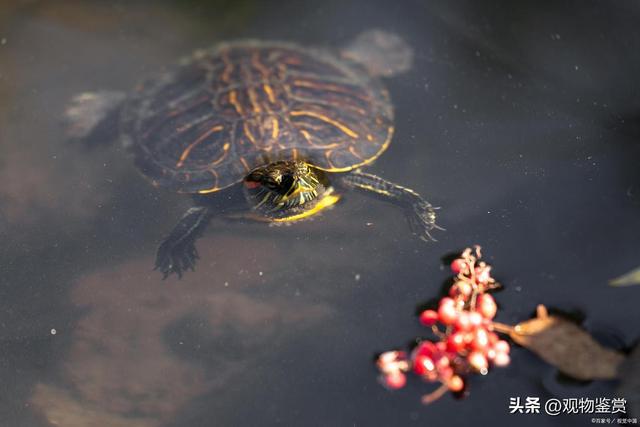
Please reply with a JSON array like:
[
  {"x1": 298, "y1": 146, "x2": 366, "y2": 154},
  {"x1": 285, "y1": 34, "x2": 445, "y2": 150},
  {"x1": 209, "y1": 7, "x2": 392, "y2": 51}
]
[
  {"x1": 264, "y1": 179, "x2": 280, "y2": 190},
  {"x1": 280, "y1": 174, "x2": 295, "y2": 191}
]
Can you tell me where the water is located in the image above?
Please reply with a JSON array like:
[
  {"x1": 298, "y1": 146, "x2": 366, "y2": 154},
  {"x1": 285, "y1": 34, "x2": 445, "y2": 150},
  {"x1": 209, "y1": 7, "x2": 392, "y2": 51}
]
[{"x1": 1, "y1": 1, "x2": 640, "y2": 426}]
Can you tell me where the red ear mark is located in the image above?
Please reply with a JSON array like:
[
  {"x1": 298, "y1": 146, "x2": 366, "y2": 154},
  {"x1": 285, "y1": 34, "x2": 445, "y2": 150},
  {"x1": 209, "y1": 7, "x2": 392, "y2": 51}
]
[{"x1": 244, "y1": 180, "x2": 261, "y2": 189}]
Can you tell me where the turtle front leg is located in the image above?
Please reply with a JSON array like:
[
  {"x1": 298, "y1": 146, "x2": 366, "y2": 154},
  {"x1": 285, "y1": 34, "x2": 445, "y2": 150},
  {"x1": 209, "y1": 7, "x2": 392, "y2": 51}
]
[
  {"x1": 155, "y1": 206, "x2": 212, "y2": 278},
  {"x1": 340, "y1": 171, "x2": 443, "y2": 242}
]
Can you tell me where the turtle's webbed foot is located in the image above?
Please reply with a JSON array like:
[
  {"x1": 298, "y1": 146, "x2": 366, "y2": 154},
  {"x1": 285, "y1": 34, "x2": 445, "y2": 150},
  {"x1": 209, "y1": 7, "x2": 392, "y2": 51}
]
[
  {"x1": 407, "y1": 200, "x2": 443, "y2": 242},
  {"x1": 155, "y1": 238, "x2": 200, "y2": 279},
  {"x1": 341, "y1": 30, "x2": 413, "y2": 77},
  {"x1": 153, "y1": 206, "x2": 210, "y2": 279},
  {"x1": 64, "y1": 91, "x2": 125, "y2": 141}
]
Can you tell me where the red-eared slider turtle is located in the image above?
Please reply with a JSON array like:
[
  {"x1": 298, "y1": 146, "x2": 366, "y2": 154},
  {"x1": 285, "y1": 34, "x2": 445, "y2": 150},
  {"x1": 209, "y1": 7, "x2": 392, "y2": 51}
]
[{"x1": 66, "y1": 30, "x2": 442, "y2": 278}]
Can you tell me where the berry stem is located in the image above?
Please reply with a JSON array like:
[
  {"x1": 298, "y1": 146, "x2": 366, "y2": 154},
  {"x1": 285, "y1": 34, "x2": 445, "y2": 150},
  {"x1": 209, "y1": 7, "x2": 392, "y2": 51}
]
[
  {"x1": 421, "y1": 383, "x2": 449, "y2": 405},
  {"x1": 431, "y1": 324, "x2": 446, "y2": 339},
  {"x1": 489, "y1": 322, "x2": 513, "y2": 334}
]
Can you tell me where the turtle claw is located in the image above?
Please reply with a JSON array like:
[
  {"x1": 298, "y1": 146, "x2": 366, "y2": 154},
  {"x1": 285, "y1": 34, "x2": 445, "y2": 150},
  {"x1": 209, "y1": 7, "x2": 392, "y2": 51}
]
[
  {"x1": 408, "y1": 200, "x2": 443, "y2": 243},
  {"x1": 154, "y1": 239, "x2": 199, "y2": 279}
]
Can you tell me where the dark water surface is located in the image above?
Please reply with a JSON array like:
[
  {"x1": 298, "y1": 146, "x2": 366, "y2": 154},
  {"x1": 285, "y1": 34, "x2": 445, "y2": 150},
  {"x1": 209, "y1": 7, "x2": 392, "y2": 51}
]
[{"x1": 1, "y1": 1, "x2": 640, "y2": 426}]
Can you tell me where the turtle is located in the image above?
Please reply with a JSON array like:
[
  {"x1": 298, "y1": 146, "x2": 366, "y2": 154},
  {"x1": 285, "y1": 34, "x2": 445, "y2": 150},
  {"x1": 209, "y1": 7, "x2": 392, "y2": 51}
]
[{"x1": 66, "y1": 30, "x2": 443, "y2": 278}]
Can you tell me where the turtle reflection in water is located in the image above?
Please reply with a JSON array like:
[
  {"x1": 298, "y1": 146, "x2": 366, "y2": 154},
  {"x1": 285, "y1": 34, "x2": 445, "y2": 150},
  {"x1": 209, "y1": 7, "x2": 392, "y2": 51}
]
[{"x1": 67, "y1": 30, "x2": 443, "y2": 278}]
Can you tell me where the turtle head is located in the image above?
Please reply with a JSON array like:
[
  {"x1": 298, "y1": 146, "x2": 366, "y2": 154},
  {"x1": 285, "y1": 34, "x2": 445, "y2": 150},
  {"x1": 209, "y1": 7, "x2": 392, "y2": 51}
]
[{"x1": 243, "y1": 160, "x2": 338, "y2": 221}]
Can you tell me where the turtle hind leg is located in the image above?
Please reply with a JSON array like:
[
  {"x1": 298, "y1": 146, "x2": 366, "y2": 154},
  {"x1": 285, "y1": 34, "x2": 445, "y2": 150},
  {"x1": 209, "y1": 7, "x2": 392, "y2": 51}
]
[
  {"x1": 340, "y1": 29, "x2": 413, "y2": 77},
  {"x1": 340, "y1": 171, "x2": 443, "y2": 242},
  {"x1": 64, "y1": 90, "x2": 126, "y2": 143},
  {"x1": 155, "y1": 206, "x2": 212, "y2": 279}
]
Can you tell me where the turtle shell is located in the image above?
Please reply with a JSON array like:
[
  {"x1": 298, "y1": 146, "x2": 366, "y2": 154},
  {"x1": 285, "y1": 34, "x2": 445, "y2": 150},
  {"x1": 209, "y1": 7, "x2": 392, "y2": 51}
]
[{"x1": 122, "y1": 40, "x2": 394, "y2": 194}]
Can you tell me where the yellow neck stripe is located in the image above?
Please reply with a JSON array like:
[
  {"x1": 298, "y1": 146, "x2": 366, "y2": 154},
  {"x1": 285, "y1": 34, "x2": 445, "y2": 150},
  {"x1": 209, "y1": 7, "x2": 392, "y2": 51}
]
[{"x1": 271, "y1": 191, "x2": 340, "y2": 223}]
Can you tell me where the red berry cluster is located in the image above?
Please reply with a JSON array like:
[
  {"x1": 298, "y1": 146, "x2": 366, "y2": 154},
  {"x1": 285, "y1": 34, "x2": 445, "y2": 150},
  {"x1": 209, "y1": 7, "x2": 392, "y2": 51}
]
[{"x1": 377, "y1": 246, "x2": 511, "y2": 403}]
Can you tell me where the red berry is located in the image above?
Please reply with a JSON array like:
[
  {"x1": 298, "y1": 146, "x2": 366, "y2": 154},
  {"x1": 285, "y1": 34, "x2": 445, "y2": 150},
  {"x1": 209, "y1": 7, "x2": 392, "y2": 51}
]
[
  {"x1": 447, "y1": 331, "x2": 467, "y2": 353},
  {"x1": 438, "y1": 298, "x2": 458, "y2": 324},
  {"x1": 384, "y1": 372, "x2": 406, "y2": 389},
  {"x1": 435, "y1": 341, "x2": 448, "y2": 353},
  {"x1": 494, "y1": 340, "x2": 510, "y2": 354},
  {"x1": 477, "y1": 294, "x2": 497, "y2": 319},
  {"x1": 450, "y1": 258, "x2": 467, "y2": 274},
  {"x1": 468, "y1": 351, "x2": 489, "y2": 374},
  {"x1": 471, "y1": 328, "x2": 490, "y2": 351},
  {"x1": 493, "y1": 352, "x2": 511, "y2": 367},
  {"x1": 449, "y1": 285, "x2": 459, "y2": 298},
  {"x1": 414, "y1": 355, "x2": 438, "y2": 381},
  {"x1": 448, "y1": 375, "x2": 465, "y2": 392},
  {"x1": 468, "y1": 311, "x2": 484, "y2": 328},
  {"x1": 414, "y1": 341, "x2": 437, "y2": 358},
  {"x1": 413, "y1": 354, "x2": 436, "y2": 376},
  {"x1": 419, "y1": 309, "x2": 439, "y2": 326}
]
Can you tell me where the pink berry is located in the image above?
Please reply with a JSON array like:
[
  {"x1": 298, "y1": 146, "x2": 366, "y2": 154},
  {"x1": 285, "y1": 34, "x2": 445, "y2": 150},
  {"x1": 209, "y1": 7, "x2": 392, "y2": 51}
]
[
  {"x1": 468, "y1": 311, "x2": 484, "y2": 328},
  {"x1": 378, "y1": 351, "x2": 402, "y2": 366},
  {"x1": 454, "y1": 311, "x2": 472, "y2": 331},
  {"x1": 435, "y1": 353, "x2": 450, "y2": 367},
  {"x1": 477, "y1": 294, "x2": 497, "y2": 319},
  {"x1": 419, "y1": 309, "x2": 439, "y2": 326},
  {"x1": 471, "y1": 327, "x2": 490, "y2": 351},
  {"x1": 384, "y1": 372, "x2": 406, "y2": 389},
  {"x1": 488, "y1": 332, "x2": 500, "y2": 345},
  {"x1": 450, "y1": 258, "x2": 467, "y2": 274},
  {"x1": 493, "y1": 352, "x2": 511, "y2": 367},
  {"x1": 438, "y1": 298, "x2": 458, "y2": 325},
  {"x1": 449, "y1": 280, "x2": 472, "y2": 299},
  {"x1": 486, "y1": 348, "x2": 497, "y2": 360},
  {"x1": 448, "y1": 375, "x2": 465, "y2": 392},
  {"x1": 457, "y1": 281, "x2": 473, "y2": 297},
  {"x1": 494, "y1": 340, "x2": 510, "y2": 354},
  {"x1": 475, "y1": 266, "x2": 492, "y2": 284},
  {"x1": 438, "y1": 365, "x2": 454, "y2": 381},
  {"x1": 440, "y1": 297, "x2": 455, "y2": 307},
  {"x1": 468, "y1": 351, "x2": 489, "y2": 374}
]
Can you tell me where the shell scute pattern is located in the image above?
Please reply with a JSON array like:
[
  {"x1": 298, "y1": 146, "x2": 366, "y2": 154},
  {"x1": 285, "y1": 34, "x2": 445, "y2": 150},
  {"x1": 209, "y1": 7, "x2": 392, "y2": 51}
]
[{"x1": 125, "y1": 41, "x2": 394, "y2": 193}]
